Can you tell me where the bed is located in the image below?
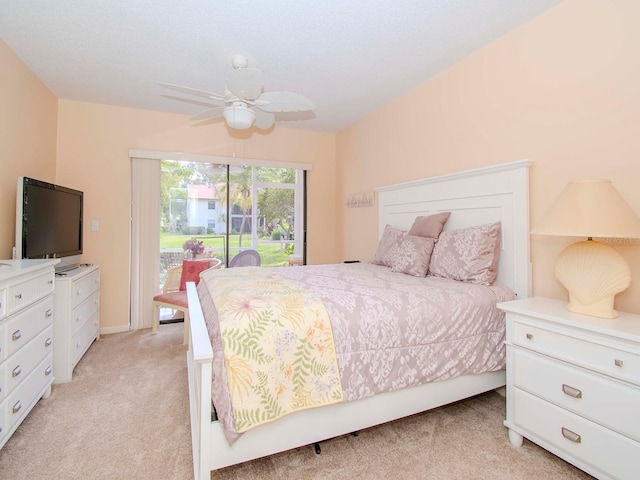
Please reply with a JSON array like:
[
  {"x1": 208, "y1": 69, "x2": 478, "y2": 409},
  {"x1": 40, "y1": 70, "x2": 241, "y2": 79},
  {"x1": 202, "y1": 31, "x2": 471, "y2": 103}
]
[{"x1": 186, "y1": 159, "x2": 532, "y2": 479}]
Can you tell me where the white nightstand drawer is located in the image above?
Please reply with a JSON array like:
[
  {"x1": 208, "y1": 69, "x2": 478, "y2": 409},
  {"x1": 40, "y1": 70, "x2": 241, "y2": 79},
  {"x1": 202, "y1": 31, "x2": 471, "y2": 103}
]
[
  {"x1": 513, "y1": 387, "x2": 640, "y2": 480},
  {"x1": 513, "y1": 318, "x2": 640, "y2": 386},
  {"x1": 513, "y1": 348, "x2": 640, "y2": 442}
]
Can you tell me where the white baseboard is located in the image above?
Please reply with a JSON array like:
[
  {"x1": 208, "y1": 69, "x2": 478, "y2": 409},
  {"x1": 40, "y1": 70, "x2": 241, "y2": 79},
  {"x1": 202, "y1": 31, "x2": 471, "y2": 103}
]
[{"x1": 100, "y1": 325, "x2": 130, "y2": 335}]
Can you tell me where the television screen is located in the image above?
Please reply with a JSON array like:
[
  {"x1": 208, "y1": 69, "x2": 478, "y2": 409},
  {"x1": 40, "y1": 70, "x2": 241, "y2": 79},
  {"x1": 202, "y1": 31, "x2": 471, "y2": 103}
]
[{"x1": 16, "y1": 177, "x2": 83, "y2": 267}]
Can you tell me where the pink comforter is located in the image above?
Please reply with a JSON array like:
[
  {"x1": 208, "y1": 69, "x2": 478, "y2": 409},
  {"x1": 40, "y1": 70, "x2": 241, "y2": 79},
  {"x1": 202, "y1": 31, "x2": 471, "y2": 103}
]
[{"x1": 197, "y1": 262, "x2": 514, "y2": 442}]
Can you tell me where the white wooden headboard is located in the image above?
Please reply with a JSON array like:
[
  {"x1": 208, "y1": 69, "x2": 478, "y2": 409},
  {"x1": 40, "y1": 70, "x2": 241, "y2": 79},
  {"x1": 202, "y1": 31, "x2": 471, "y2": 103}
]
[{"x1": 376, "y1": 160, "x2": 532, "y2": 298}]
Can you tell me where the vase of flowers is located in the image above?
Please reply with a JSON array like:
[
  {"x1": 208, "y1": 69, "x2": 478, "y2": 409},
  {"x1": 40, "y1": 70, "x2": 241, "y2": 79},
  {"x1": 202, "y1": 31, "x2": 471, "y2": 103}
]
[{"x1": 183, "y1": 237, "x2": 205, "y2": 259}]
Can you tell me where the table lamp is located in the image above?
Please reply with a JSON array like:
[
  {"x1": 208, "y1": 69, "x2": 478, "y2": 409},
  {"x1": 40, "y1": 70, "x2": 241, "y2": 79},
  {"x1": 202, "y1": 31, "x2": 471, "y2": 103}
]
[{"x1": 532, "y1": 180, "x2": 640, "y2": 318}]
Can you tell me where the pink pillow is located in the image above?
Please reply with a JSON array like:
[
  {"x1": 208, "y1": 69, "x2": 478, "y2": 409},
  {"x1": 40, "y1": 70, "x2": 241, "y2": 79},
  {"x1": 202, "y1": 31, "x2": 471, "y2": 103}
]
[
  {"x1": 371, "y1": 225, "x2": 404, "y2": 267},
  {"x1": 389, "y1": 234, "x2": 436, "y2": 277},
  {"x1": 179, "y1": 260, "x2": 211, "y2": 291},
  {"x1": 428, "y1": 222, "x2": 502, "y2": 285},
  {"x1": 408, "y1": 212, "x2": 451, "y2": 238}
]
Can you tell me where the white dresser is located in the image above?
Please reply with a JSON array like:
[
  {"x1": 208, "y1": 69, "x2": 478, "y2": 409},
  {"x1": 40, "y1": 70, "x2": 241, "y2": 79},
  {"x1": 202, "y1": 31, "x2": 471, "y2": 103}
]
[
  {"x1": 0, "y1": 259, "x2": 59, "y2": 450},
  {"x1": 498, "y1": 297, "x2": 640, "y2": 480},
  {"x1": 53, "y1": 264, "x2": 100, "y2": 383}
]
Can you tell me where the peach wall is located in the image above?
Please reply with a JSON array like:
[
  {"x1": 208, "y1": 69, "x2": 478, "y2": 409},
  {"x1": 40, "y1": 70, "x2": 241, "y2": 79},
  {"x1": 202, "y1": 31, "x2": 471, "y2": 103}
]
[
  {"x1": 56, "y1": 101, "x2": 336, "y2": 330},
  {"x1": 0, "y1": 40, "x2": 57, "y2": 257},
  {"x1": 337, "y1": 0, "x2": 640, "y2": 314}
]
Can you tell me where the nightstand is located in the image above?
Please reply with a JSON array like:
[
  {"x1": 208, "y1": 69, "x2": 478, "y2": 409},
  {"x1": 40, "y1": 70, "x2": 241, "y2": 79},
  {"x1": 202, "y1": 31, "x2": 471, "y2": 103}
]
[{"x1": 497, "y1": 297, "x2": 640, "y2": 480}]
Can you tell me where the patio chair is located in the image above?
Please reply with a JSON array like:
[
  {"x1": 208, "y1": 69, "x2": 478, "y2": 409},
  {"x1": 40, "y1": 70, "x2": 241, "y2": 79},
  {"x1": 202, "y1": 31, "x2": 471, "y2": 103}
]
[
  {"x1": 152, "y1": 257, "x2": 221, "y2": 344},
  {"x1": 228, "y1": 249, "x2": 261, "y2": 268}
]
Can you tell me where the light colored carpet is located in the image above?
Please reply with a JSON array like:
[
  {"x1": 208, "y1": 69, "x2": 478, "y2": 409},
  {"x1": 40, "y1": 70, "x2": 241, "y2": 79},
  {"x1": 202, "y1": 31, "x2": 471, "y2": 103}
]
[{"x1": 0, "y1": 323, "x2": 594, "y2": 480}]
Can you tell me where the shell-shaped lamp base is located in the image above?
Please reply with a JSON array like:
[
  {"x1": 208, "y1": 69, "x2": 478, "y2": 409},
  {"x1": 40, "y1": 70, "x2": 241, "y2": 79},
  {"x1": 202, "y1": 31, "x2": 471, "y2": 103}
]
[{"x1": 554, "y1": 240, "x2": 631, "y2": 319}]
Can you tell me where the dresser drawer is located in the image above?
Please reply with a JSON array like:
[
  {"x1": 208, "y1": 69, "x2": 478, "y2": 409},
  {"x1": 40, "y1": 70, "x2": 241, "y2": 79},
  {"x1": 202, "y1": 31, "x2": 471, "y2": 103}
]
[
  {"x1": 0, "y1": 286, "x2": 6, "y2": 319},
  {"x1": 4, "y1": 354, "x2": 53, "y2": 434},
  {"x1": 0, "y1": 322, "x2": 5, "y2": 362},
  {"x1": 7, "y1": 271, "x2": 55, "y2": 314},
  {"x1": 0, "y1": 398, "x2": 5, "y2": 444},
  {"x1": 512, "y1": 318, "x2": 640, "y2": 386},
  {"x1": 3, "y1": 295, "x2": 54, "y2": 359},
  {"x1": 3, "y1": 326, "x2": 53, "y2": 396},
  {"x1": 72, "y1": 269, "x2": 100, "y2": 309},
  {"x1": 513, "y1": 387, "x2": 640, "y2": 480},
  {"x1": 72, "y1": 291, "x2": 100, "y2": 336},
  {"x1": 512, "y1": 347, "x2": 640, "y2": 442},
  {"x1": 0, "y1": 363, "x2": 5, "y2": 402},
  {"x1": 73, "y1": 313, "x2": 99, "y2": 365}
]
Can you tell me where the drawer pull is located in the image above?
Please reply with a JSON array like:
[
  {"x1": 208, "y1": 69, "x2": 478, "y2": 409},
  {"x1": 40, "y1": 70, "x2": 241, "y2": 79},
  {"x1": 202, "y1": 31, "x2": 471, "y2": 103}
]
[
  {"x1": 48, "y1": 279, "x2": 53, "y2": 284},
  {"x1": 615, "y1": 359, "x2": 623, "y2": 367},
  {"x1": 15, "y1": 293, "x2": 22, "y2": 300},
  {"x1": 12, "y1": 401, "x2": 22, "y2": 414},
  {"x1": 562, "y1": 384, "x2": 582, "y2": 399},
  {"x1": 12, "y1": 330, "x2": 22, "y2": 341},
  {"x1": 45, "y1": 366, "x2": 52, "y2": 376},
  {"x1": 525, "y1": 333, "x2": 533, "y2": 340},
  {"x1": 45, "y1": 337, "x2": 53, "y2": 347},
  {"x1": 76, "y1": 289, "x2": 82, "y2": 296},
  {"x1": 45, "y1": 308, "x2": 53, "y2": 318},
  {"x1": 12, "y1": 365, "x2": 22, "y2": 377},
  {"x1": 561, "y1": 427, "x2": 581, "y2": 444}
]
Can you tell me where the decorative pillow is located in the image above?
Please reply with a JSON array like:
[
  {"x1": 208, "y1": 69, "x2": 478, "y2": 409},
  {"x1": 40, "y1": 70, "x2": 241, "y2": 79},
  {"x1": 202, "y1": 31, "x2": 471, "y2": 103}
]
[
  {"x1": 389, "y1": 234, "x2": 436, "y2": 277},
  {"x1": 179, "y1": 260, "x2": 211, "y2": 291},
  {"x1": 408, "y1": 212, "x2": 451, "y2": 238},
  {"x1": 428, "y1": 222, "x2": 502, "y2": 285},
  {"x1": 371, "y1": 225, "x2": 404, "y2": 267}
]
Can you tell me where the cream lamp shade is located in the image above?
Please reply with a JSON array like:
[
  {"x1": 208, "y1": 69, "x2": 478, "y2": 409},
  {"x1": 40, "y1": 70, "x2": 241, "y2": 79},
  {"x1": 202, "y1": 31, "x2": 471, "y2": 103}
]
[{"x1": 532, "y1": 180, "x2": 640, "y2": 318}]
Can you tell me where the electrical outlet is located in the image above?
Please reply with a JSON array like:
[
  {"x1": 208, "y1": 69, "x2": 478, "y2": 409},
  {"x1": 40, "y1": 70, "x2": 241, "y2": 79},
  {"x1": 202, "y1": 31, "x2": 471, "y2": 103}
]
[{"x1": 91, "y1": 220, "x2": 99, "y2": 232}]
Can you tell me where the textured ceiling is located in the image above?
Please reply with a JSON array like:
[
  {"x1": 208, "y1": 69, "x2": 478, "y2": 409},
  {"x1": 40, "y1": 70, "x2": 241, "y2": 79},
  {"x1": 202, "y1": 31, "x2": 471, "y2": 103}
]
[{"x1": 1, "y1": 0, "x2": 563, "y2": 132}]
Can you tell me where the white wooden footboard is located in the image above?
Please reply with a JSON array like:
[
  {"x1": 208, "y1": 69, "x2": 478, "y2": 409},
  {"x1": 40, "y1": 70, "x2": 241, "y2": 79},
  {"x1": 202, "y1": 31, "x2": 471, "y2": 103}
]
[{"x1": 186, "y1": 282, "x2": 213, "y2": 480}]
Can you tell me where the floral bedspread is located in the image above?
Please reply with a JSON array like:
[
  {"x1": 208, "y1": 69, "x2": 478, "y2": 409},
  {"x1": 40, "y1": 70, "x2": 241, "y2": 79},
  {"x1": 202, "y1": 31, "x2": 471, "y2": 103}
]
[
  {"x1": 199, "y1": 267, "x2": 343, "y2": 433},
  {"x1": 197, "y1": 262, "x2": 514, "y2": 444}
]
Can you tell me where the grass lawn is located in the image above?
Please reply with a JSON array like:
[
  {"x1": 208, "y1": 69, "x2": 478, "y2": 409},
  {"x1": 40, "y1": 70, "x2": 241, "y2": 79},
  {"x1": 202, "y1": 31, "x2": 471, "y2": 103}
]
[{"x1": 160, "y1": 233, "x2": 291, "y2": 267}]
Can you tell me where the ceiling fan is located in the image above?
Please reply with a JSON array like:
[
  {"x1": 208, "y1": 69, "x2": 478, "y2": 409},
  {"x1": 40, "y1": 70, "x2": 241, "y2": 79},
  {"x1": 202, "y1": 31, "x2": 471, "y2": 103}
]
[{"x1": 160, "y1": 55, "x2": 315, "y2": 131}]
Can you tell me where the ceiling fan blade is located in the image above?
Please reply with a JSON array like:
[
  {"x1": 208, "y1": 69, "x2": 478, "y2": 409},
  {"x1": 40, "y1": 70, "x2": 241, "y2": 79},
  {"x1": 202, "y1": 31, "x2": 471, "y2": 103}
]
[
  {"x1": 255, "y1": 91, "x2": 315, "y2": 113},
  {"x1": 226, "y1": 68, "x2": 264, "y2": 100},
  {"x1": 191, "y1": 106, "x2": 226, "y2": 121},
  {"x1": 159, "y1": 83, "x2": 226, "y2": 102},
  {"x1": 161, "y1": 95, "x2": 220, "y2": 109},
  {"x1": 252, "y1": 108, "x2": 275, "y2": 130}
]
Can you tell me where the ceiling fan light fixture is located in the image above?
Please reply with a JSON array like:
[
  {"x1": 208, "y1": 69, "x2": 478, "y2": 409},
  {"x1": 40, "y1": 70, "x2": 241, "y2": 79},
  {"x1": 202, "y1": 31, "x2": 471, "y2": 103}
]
[{"x1": 223, "y1": 105, "x2": 255, "y2": 130}]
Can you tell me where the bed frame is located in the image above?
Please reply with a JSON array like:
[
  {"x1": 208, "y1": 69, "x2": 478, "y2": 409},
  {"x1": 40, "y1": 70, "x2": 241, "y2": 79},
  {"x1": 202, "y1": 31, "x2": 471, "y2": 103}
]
[{"x1": 186, "y1": 159, "x2": 532, "y2": 479}]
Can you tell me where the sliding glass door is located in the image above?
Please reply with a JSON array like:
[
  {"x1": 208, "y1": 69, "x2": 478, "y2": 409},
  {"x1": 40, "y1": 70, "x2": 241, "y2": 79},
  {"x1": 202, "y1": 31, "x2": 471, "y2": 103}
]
[{"x1": 158, "y1": 160, "x2": 305, "y2": 291}]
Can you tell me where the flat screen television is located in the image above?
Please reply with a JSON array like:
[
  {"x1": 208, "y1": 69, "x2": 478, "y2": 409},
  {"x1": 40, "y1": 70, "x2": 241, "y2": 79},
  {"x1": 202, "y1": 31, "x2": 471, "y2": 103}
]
[{"x1": 16, "y1": 176, "x2": 83, "y2": 272}]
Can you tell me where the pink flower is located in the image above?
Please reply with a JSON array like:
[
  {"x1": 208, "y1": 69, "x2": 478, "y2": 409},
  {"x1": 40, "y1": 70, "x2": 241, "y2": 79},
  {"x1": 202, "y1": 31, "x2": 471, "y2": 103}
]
[{"x1": 183, "y1": 237, "x2": 205, "y2": 256}]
